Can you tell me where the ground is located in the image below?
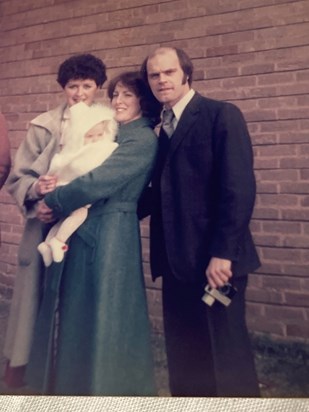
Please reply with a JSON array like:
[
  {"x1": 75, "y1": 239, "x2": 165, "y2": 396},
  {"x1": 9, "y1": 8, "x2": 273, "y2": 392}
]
[
  {"x1": 152, "y1": 332, "x2": 309, "y2": 398},
  {"x1": 0, "y1": 296, "x2": 308, "y2": 397}
]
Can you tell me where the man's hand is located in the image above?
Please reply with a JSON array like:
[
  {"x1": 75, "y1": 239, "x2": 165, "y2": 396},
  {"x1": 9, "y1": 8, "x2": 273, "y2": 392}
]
[
  {"x1": 35, "y1": 175, "x2": 57, "y2": 196},
  {"x1": 205, "y1": 257, "x2": 233, "y2": 288},
  {"x1": 36, "y1": 200, "x2": 55, "y2": 223}
]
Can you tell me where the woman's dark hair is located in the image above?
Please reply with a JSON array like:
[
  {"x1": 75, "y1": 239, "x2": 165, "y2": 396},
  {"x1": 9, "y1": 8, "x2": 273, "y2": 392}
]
[
  {"x1": 57, "y1": 54, "x2": 107, "y2": 88},
  {"x1": 108, "y1": 71, "x2": 162, "y2": 125},
  {"x1": 141, "y1": 46, "x2": 194, "y2": 86}
]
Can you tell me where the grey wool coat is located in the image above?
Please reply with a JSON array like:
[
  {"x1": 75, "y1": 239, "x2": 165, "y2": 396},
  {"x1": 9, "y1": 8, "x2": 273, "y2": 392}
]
[
  {"x1": 4, "y1": 103, "x2": 67, "y2": 367},
  {"x1": 26, "y1": 117, "x2": 158, "y2": 396}
]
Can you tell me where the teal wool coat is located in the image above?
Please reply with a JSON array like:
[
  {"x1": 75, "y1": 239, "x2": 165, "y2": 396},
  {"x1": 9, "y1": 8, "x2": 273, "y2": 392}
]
[{"x1": 26, "y1": 117, "x2": 158, "y2": 396}]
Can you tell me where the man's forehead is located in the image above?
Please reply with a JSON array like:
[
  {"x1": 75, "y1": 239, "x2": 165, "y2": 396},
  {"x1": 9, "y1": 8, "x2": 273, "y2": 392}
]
[{"x1": 147, "y1": 51, "x2": 179, "y2": 71}]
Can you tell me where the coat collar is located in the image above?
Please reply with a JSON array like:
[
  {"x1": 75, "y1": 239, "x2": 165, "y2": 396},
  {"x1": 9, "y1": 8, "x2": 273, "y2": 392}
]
[
  {"x1": 30, "y1": 103, "x2": 67, "y2": 137},
  {"x1": 117, "y1": 117, "x2": 153, "y2": 142}
]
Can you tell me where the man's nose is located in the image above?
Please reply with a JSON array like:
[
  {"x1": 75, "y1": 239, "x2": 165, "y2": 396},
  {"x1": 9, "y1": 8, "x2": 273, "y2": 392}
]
[
  {"x1": 158, "y1": 73, "x2": 167, "y2": 82},
  {"x1": 76, "y1": 86, "x2": 84, "y2": 96}
]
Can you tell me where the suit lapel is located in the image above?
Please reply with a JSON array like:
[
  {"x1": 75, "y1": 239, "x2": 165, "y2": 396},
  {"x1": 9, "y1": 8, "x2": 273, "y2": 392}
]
[{"x1": 165, "y1": 93, "x2": 202, "y2": 164}]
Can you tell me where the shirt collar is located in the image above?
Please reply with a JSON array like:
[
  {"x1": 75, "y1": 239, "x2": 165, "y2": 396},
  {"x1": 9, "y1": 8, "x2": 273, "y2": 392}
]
[{"x1": 166, "y1": 89, "x2": 195, "y2": 122}]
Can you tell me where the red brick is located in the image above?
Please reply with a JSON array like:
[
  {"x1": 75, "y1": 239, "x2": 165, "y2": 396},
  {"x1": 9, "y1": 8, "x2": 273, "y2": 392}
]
[
  {"x1": 257, "y1": 194, "x2": 298, "y2": 207},
  {"x1": 255, "y1": 169, "x2": 299, "y2": 182},
  {"x1": 280, "y1": 182, "x2": 309, "y2": 194},
  {"x1": 301, "y1": 196, "x2": 309, "y2": 207},
  {"x1": 254, "y1": 158, "x2": 279, "y2": 169},
  {"x1": 258, "y1": 72, "x2": 294, "y2": 86},
  {"x1": 282, "y1": 209, "x2": 309, "y2": 221},
  {"x1": 283, "y1": 264, "x2": 309, "y2": 277},
  {"x1": 255, "y1": 182, "x2": 278, "y2": 194},
  {"x1": 241, "y1": 63, "x2": 275, "y2": 76},
  {"x1": 262, "y1": 247, "x2": 302, "y2": 262},
  {"x1": 247, "y1": 317, "x2": 286, "y2": 337},
  {"x1": 278, "y1": 132, "x2": 309, "y2": 144},
  {"x1": 260, "y1": 120, "x2": 299, "y2": 133},
  {"x1": 248, "y1": 134, "x2": 278, "y2": 146},
  {"x1": 278, "y1": 108, "x2": 308, "y2": 120},
  {"x1": 246, "y1": 288, "x2": 285, "y2": 305},
  {"x1": 205, "y1": 67, "x2": 239, "y2": 80},
  {"x1": 285, "y1": 291, "x2": 309, "y2": 307},
  {"x1": 256, "y1": 145, "x2": 297, "y2": 157},
  {"x1": 262, "y1": 221, "x2": 301, "y2": 234},
  {"x1": 283, "y1": 236, "x2": 309, "y2": 248},
  {"x1": 253, "y1": 234, "x2": 281, "y2": 247},
  {"x1": 286, "y1": 323, "x2": 309, "y2": 339},
  {"x1": 261, "y1": 275, "x2": 301, "y2": 291},
  {"x1": 280, "y1": 157, "x2": 309, "y2": 169},
  {"x1": 264, "y1": 305, "x2": 306, "y2": 321},
  {"x1": 252, "y1": 207, "x2": 280, "y2": 219},
  {"x1": 246, "y1": 302, "x2": 264, "y2": 318}
]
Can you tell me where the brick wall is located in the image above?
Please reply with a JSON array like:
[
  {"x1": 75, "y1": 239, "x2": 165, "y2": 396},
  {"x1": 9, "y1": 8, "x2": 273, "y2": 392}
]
[{"x1": 0, "y1": 0, "x2": 308, "y2": 343}]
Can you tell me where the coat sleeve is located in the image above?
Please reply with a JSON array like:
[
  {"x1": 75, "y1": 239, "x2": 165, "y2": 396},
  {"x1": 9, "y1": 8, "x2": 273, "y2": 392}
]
[
  {"x1": 45, "y1": 129, "x2": 158, "y2": 217},
  {"x1": 6, "y1": 124, "x2": 56, "y2": 217},
  {"x1": 208, "y1": 102, "x2": 256, "y2": 261},
  {"x1": 0, "y1": 114, "x2": 11, "y2": 190}
]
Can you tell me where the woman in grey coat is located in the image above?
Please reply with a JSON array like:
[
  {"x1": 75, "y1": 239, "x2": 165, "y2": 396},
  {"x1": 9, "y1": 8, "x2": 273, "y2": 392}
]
[
  {"x1": 26, "y1": 71, "x2": 161, "y2": 396},
  {"x1": 4, "y1": 53, "x2": 107, "y2": 387}
]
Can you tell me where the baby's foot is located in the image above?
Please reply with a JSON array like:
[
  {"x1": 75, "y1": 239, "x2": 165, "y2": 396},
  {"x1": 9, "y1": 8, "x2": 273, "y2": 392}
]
[
  {"x1": 49, "y1": 237, "x2": 69, "y2": 263},
  {"x1": 37, "y1": 242, "x2": 53, "y2": 267}
]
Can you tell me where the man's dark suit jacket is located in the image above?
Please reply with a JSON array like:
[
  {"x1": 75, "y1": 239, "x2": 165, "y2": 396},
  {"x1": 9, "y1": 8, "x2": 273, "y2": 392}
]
[{"x1": 148, "y1": 92, "x2": 260, "y2": 284}]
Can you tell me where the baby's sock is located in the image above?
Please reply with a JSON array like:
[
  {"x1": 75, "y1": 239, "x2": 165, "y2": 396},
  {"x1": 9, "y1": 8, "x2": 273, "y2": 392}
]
[
  {"x1": 37, "y1": 242, "x2": 53, "y2": 267},
  {"x1": 49, "y1": 237, "x2": 69, "y2": 263}
]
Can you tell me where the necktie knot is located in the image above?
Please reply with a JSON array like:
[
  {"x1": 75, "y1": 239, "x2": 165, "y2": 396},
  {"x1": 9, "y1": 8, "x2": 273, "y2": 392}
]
[{"x1": 162, "y1": 109, "x2": 175, "y2": 138}]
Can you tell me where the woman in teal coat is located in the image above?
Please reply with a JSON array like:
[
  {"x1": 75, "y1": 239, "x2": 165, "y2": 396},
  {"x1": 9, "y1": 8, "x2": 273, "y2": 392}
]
[{"x1": 26, "y1": 72, "x2": 161, "y2": 396}]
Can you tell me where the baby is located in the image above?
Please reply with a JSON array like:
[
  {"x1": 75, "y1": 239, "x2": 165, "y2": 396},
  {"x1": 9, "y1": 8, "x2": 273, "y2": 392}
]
[{"x1": 37, "y1": 101, "x2": 118, "y2": 266}]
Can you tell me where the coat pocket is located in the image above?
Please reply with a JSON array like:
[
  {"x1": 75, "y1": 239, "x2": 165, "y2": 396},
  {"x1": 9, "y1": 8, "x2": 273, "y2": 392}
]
[{"x1": 18, "y1": 219, "x2": 46, "y2": 266}]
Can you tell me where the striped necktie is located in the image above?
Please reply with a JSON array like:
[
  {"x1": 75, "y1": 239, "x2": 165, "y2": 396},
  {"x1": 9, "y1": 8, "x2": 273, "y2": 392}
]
[{"x1": 162, "y1": 109, "x2": 175, "y2": 138}]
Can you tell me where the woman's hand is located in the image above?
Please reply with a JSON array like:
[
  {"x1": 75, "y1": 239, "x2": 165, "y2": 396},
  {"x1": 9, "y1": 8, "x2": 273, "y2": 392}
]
[
  {"x1": 205, "y1": 257, "x2": 233, "y2": 288},
  {"x1": 35, "y1": 175, "x2": 57, "y2": 196},
  {"x1": 36, "y1": 200, "x2": 55, "y2": 223}
]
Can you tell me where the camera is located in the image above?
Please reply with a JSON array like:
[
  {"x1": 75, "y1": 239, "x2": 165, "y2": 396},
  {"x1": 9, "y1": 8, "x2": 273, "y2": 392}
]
[{"x1": 202, "y1": 282, "x2": 237, "y2": 307}]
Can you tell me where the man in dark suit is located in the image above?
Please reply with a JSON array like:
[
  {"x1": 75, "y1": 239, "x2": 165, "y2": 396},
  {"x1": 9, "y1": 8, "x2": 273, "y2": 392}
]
[{"x1": 140, "y1": 47, "x2": 261, "y2": 397}]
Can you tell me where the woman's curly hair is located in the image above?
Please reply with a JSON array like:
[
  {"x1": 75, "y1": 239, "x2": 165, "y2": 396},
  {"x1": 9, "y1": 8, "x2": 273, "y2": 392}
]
[{"x1": 57, "y1": 54, "x2": 107, "y2": 88}]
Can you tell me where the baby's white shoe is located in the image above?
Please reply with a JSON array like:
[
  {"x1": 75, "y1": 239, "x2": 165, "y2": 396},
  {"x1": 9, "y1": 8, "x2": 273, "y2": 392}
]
[
  {"x1": 49, "y1": 237, "x2": 69, "y2": 263},
  {"x1": 37, "y1": 242, "x2": 53, "y2": 267}
]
